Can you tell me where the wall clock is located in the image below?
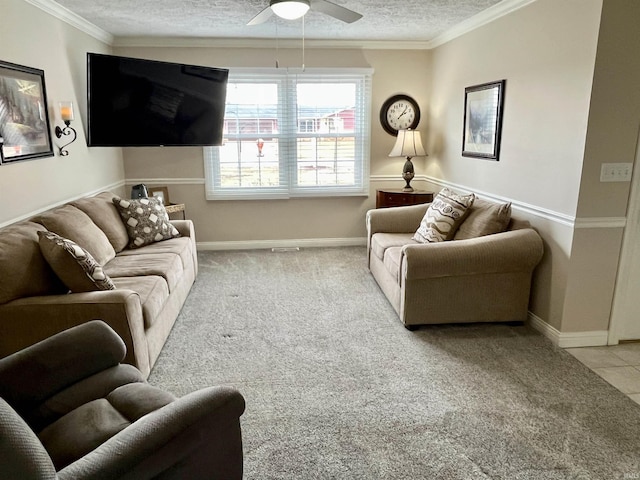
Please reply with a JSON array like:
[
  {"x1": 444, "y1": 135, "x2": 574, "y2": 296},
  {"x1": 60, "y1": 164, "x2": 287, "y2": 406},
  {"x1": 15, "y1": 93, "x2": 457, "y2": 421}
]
[{"x1": 380, "y1": 94, "x2": 420, "y2": 136}]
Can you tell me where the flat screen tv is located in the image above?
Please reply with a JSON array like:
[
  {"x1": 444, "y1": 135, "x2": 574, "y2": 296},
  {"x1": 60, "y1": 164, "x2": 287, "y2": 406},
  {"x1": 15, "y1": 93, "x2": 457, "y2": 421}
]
[{"x1": 87, "y1": 53, "x2": 228, "y2": 147}]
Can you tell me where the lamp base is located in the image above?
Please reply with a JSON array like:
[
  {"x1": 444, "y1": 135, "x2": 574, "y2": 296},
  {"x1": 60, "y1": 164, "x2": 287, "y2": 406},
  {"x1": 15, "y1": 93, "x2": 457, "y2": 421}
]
[{"x1": 402, "y1": 157, "x2": 415, "y2": 192}]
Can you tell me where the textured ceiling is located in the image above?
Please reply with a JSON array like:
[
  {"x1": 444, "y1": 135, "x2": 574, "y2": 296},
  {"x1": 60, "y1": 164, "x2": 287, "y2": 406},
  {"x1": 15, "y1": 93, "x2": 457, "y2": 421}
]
[{"x1": 52, "y1": 0, "x2": 505, "y2": 42}]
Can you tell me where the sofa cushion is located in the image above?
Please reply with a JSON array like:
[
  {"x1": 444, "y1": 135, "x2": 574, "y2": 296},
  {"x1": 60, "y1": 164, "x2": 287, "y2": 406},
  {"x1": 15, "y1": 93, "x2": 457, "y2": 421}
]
[
  {"x1": 105, "y1": 253, "x2": 183, "y2": 293},
  {"x1": 112, "y1": 197, "x2": 180, "y2": 249},
  {"x1": 383, "y1": 247, "x2": 404, "y2": 283},
  {"x1": 370, "y1": 233, "x2": 416, "y2": 261},
  {"x1": 0, "y1": 222, "x2": 67, "y2": 304},
  {"x1": 32, "y1": 205, "x2": 116, "y2": 265},
  {"x1": 413, "y1": 188, "x2": 475, "y2": 243},
  {"x1": 38, "y1": 398, "x2": 130, "y2": 469},
  {"x1": 71, "y1": 192, "x2": 130, "y2": 253},
  {"x1": 116, "y1": 236, "x2": 194, "y2": 270},
  {"x1": 112, "y1": 276, "x2": 170, "y2": 328},
  {"x1": 106, "y1": 382, "x2": 175, "y2": 422},
  {"x1": 38, "y1": 232, "x2": 116, "y2": 292},
  {"x1": 37, "y1": 382, "x2": 175, "y2": 470},
  {"x1": 454, "y1": 197, "x2": 512, "y2": 240}
]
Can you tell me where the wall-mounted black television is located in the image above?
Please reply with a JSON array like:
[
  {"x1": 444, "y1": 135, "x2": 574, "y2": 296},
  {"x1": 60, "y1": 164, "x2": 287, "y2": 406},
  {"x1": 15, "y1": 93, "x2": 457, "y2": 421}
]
[{"x1": 87, "y1": 53, "x2": 228, "y2": 147}]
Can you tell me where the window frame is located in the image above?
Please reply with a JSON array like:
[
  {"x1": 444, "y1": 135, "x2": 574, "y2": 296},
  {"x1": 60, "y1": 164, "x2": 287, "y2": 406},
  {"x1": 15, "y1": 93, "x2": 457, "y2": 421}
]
[{"x1": 204, "y1": 67, "x2": 373, "y2": 200}]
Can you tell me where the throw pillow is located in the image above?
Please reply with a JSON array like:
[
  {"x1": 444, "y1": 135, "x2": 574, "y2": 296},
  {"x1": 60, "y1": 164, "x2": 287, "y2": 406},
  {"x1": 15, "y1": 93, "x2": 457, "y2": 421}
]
[
  {"x1": 31, "y1": 204, "x2": 116, "y2": 265},
  {"x1": 454, "y1": 197, "x2": 512, "y2": 240},
  {"x1": 413, "y1": 188, "x2": 475, "y2": 243},
  {"x1": 112, "y1": 196, "x2": 180, "y2": 249},
  {"x1": 71, "y1": 192, "x2": 130, "y2": 253},
  {"x1": 38, "y1": 231, "x2": 116, "y2": 292}
]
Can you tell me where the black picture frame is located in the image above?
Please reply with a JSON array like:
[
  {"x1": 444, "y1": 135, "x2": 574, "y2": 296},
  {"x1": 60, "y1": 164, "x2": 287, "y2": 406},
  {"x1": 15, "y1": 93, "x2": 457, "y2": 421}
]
[
  {"x1": 0, "y1": 60, "x2": 54, "y2": 164},
  {"x1": 462, "y1": 80, "x2": 505, "y2": 161}
]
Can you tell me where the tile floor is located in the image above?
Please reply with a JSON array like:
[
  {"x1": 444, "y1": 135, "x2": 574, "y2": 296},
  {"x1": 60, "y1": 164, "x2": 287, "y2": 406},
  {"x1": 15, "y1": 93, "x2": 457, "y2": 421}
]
[{"x1": 566, "y1": 342, "x2": 640, "y2": 405}]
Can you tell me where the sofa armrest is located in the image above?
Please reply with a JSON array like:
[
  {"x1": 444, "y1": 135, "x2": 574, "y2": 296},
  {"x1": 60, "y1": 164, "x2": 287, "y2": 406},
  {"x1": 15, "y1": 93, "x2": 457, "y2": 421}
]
[
  {"x1": 366, "y1": 204, "x2": 430, "y2": 237},
  {"x1": 401, "y1": 228, "x2": 544, "y2": 280},
  {"x1": 59, "y1": 386, "x2": 246, "y2": 480},
  {"x1": 171, "y1": 219, "x2": 198, "y2": 276},
  {"x1": 0, "y1": 290, "x2": 150, "y2": 377},
  {"x1": 170, "y1": 219, "x2": 194, "y2": 238}
]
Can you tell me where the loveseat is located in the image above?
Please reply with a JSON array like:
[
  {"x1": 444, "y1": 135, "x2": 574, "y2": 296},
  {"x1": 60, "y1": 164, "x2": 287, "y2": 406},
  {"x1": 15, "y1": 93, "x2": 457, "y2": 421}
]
[
  {"x1": 0, "y1": 191, "x2": 197, "y2": 378},
  {"x1": 367, "y1": 189, "x2": 544, "y2": 329}
]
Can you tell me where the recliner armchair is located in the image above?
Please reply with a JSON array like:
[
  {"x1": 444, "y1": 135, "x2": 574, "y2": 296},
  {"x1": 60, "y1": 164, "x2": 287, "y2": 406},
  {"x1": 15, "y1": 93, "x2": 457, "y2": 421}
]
[{"x1": 0, "y1": 320, "x2": 245, "y2": 479}]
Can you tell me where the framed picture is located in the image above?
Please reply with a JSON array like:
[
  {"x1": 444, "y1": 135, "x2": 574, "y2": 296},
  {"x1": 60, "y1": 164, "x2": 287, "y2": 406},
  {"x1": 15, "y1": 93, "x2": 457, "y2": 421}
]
[
  {"x1": 0, "y1": 60, "x2": 54, "y2": 164},
  {"x1": 149, "y1": 186, "x2": 170, "y2": 206},
  {"x1": 462, "y1": 80, "x2": 505, "y2": 161}
]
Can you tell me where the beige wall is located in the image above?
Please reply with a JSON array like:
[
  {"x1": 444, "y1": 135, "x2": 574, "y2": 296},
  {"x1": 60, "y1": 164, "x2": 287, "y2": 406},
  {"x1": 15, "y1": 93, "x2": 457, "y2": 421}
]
[
  {"x1": 562, "y1": 0, "x2": 640, "y2": 333},
  {"x1": 427, "y1": 0, "x2": 604, "y2": 331},
  {"x1": 0, "y1": 0, "x2": 123, "y2": 226},
  {"x1": 115, "y1": 46, "x2": 430, "y2": 244}
]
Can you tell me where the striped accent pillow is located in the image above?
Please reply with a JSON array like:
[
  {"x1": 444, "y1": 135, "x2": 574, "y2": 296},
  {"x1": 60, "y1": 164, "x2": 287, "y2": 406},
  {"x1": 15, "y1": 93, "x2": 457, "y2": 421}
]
[
  {"x1": 38, "y1": 231, "x2": 116, "y2": 292},
  {"x1": 413, "y1": 188, "x2": 475, "y2": 243}
]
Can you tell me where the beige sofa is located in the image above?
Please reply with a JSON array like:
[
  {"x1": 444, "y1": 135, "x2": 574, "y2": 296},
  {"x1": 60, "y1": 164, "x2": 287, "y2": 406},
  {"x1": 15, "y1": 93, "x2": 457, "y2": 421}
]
[
  {"x1": 0, "y1": 192, "x2": 198, "y2": 378},
  {"x1": 367, "y1": 196, "x2": 544, "y2": 329}
]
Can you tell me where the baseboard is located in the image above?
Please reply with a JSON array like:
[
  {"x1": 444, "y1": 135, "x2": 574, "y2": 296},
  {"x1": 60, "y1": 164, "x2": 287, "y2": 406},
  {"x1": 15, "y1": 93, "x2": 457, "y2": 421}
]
[
  {"x1": 528, "y1": 312, "x2": 609, "y2": 348},
  {"x1": 197, "y1": 237, "x2": 367, "y2": 251}
]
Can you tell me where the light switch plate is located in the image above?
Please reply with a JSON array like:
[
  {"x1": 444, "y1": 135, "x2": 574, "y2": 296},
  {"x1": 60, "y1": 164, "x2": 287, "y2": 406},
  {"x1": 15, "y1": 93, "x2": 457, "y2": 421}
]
[{"x1": 600, "y1": 163, "x2": 633, "y2": 182}]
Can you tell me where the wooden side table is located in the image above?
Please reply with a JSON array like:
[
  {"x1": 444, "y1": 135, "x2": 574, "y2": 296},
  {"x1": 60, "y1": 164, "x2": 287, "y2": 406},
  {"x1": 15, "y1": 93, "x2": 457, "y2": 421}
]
[
  {"x1": 165, "y1": 203, "x2": 186, "y2": 220},
  {"x1": 376, "y1": 189, "x2": 434, "y2": 208}
]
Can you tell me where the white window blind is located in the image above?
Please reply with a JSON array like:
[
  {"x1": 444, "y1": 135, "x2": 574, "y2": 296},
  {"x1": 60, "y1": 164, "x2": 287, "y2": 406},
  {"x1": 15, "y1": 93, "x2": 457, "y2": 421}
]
[{"x1": 204, "y1": 68, "x2": 372, "y2": 200}]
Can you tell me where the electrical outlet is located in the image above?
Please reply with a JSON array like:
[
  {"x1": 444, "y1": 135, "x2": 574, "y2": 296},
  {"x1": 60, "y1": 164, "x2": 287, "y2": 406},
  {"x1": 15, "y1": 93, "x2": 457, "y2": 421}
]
[{"x1": 600, "y1": 163, "x2": 633, "y2": 182}]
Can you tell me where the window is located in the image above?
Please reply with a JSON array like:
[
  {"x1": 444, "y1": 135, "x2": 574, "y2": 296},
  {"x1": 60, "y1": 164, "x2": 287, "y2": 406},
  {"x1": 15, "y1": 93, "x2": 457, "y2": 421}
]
[{"x1": 204, "y1": 68, "x2": 372, "y2": 200}]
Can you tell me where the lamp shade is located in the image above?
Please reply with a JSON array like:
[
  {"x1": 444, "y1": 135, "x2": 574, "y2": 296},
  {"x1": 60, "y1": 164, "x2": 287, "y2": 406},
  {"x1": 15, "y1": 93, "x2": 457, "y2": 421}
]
[
  {"x1": 59, "y1": 101, "x2": 75, "y2": 122},
  {"x1": 271, "y1": 0, "x2": 310, "y2": 20},
  {"x1": 389, "y1": 129, "x2": 426, "y2": 158}
]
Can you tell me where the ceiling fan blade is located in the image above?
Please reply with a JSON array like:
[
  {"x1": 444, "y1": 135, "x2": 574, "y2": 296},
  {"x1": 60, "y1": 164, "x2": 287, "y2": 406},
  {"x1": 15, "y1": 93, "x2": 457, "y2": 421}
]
[
  {"x1": 310, "y1": 0, "x2": 362, "y2": 23},
  {"x1": 247, "y1": 6, "x2": 274, "y2": 26}
]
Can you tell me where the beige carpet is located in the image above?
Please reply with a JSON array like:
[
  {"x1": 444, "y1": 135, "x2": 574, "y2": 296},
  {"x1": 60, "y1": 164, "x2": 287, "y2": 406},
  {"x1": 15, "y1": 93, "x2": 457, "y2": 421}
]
[{"x1": 149, "y1": 247, "x2": 640, "y2": 479}]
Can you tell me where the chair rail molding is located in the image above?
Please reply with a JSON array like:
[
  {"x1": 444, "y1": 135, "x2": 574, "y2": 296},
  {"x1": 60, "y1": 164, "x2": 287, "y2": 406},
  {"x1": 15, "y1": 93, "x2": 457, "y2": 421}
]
[{"x1": 0, "y1": 180, "x2": 125, "y2": 229}]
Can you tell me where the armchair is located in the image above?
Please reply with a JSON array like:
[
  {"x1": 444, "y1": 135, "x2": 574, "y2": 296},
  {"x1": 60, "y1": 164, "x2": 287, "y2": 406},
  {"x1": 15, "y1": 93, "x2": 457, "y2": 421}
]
[
  {"x1": 367, "y1": 202, "x2": 544, "y2": 329},
  {"x1": 0, "y1": 320, "x2": 245, "y2": 480}
]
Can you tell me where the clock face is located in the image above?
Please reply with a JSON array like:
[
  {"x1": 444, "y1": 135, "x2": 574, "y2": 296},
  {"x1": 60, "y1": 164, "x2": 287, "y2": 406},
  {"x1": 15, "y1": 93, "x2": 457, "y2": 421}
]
[{"x1": 380, "y1": 95, "x2": 420, "y2": 136}]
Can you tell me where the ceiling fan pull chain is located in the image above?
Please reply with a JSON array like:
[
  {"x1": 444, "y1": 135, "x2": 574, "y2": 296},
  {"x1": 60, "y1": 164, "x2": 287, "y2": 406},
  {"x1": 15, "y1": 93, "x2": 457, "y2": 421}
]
[{"x1": 275, "y1": 19, "x2": 280, "y2": 68}]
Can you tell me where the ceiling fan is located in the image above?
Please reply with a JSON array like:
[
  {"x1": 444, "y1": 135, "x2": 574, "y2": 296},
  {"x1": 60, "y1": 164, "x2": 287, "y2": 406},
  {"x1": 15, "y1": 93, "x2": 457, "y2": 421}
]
[{"x1": 248, "y1": 0, "x2": 363, "y2": 26}]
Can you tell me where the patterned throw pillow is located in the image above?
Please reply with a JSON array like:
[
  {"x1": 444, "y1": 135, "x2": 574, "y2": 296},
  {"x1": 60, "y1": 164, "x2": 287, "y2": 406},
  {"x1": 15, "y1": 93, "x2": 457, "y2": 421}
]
[
  {"x1": 112, "y1": 196, "x2": 180, "y2": 249},
  {"x1": 38, "y1": 231, "x2": 116, "y2": 292},
  {"x1": 413, "y1": 188, "x2": 475, "y2": 243}
]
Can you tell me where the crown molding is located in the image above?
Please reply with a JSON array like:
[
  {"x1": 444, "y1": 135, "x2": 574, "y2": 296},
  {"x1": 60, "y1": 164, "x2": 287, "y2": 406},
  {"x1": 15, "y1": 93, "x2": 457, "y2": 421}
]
[
  {"x1": 426, "y1": 0, "x2": 537, "y2": 49},
  {"x1": 30, "y1": 0, "x2": 535, "y2": 50},
  {"x1": 23, "y1": 0, "x2": 113, "y2": 45},
  {"x1": 111, "y1": 36, "x2": 432, "y2": 50}
]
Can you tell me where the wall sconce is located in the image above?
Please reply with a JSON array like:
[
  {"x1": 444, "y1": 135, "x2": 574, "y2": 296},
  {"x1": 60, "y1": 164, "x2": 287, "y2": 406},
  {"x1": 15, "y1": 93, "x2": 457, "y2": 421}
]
[
  {"x1": 55, "y1": 101, "x2": 77, "y2": 156},
  {"x1": 388, "y1": 129, "x2": 427, "y2": 192}
]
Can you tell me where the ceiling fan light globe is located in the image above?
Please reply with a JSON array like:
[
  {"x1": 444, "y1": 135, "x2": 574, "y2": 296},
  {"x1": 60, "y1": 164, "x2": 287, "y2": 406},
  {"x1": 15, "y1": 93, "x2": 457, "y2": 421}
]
[{"x1": 270, "y1": 0, "x2": 310, "y2": 20}]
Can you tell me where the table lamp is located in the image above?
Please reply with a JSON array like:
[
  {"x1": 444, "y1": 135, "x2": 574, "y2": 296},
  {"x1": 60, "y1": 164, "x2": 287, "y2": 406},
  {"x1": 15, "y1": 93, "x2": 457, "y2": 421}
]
[{"x1": 388, "y1": 129, "x2": 427, "y2": 192}]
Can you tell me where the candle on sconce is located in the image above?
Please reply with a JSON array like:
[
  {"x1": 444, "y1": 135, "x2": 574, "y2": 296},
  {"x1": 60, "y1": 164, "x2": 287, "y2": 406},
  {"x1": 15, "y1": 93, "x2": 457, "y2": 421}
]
[{"x1": 59, "y1": 101, "x2": 74, "y2": 123}]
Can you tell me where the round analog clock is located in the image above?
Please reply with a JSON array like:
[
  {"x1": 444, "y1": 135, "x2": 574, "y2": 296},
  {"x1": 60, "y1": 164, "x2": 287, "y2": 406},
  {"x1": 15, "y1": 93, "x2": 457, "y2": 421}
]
[{"x1": 380, "y1": 94, "x2": 421, "y2": 136}]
